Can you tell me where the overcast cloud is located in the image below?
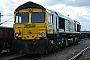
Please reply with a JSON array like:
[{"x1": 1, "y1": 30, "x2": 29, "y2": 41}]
[
  {"x1": 43, "y1": 0, "x2": 90, "y2": 7},
  {"x1": 0, "y1": 0, "x2": 90, "y2": 30}
]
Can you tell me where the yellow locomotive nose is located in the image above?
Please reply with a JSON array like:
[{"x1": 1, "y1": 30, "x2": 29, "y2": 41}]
[{"x1": 14, "y1": 24, "x2": 46, "y2": 40}]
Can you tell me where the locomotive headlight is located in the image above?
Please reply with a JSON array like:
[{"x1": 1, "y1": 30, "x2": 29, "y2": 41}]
[
  {"x1": 15, "y1": 33, "x2": 19, "y2": 37},
  {"x1": 41, "y1": 32, "x2": 45, "y2": 37}
]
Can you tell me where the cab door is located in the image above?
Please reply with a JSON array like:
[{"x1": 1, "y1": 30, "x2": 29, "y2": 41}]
[{"x1": 47, "y1": 14, "x2": 53, "y2": 34}]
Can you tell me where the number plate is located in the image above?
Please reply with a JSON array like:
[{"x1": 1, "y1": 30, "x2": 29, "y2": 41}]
[{"x1": 24, "y1": 24, "x2": 36, "y2": 28}]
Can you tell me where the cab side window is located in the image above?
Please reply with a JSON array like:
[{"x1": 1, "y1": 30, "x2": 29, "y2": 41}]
[{"x1": 48, "y1": 14, "x2": 53, "y2": 24}]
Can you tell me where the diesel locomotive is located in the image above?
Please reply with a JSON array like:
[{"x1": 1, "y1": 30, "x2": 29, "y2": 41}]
[{"x1": 12, "y1": 1, "x2": 81, "y2": 54}]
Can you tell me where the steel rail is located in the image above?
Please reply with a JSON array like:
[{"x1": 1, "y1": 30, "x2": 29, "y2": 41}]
[{"x1": 69, "y1": 46, "x2": 90, "y2": 60}]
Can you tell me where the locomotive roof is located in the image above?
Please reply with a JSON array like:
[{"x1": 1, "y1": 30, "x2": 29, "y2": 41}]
[
  {"x1": 15, "y1": 1, "x2": 46, "y2": 11},
  {"x1": 47, "y1": 9, "x2": 73, "y2": 20},
  {"x1": 47, "y1": 9, "x2": 80, "y2": 24}
]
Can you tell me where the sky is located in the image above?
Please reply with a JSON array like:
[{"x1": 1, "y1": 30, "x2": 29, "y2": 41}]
[{"x1": 0, "y1": 0, "x2": 90, "y2": 31}]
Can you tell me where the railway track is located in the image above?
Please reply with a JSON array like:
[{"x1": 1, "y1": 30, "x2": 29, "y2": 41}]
[
  {"x1": 78, "y1": 46, "x2": 90, "y2": 60},
  {"x1": 69, "y1": 46, "x2": 90, "y2": 60},
  {"x1": 0, "y1": 53, "x2": 26, "y2": 60},
  {"x1": 9, "y1": 54, "x2": 42, "y2": 60},
  {"x1": 0, "y1": 38, "x2": 90, "y2": 60}
]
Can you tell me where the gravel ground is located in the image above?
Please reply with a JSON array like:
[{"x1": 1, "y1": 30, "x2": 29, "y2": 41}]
[
  {"x1": 37, "y1": 38, "x2": 90, "y2": 60},
  {"x1": 0, "y1": 38, "x2": 90, "y2": 60}
]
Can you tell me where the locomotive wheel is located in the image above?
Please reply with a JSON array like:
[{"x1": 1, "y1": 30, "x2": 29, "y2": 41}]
[
  {"x1": 73, "y1": 37, "x2": 77, "y2": 44},
  {"x1": 61, "y1": 38, "x2": 66, "y2": 48},
  {"x1": 65, "y1": 38, "x2": 68, "y2": 46},
  {"x1": 75, "y1": 37, "x2": 79, "y2": 44}
]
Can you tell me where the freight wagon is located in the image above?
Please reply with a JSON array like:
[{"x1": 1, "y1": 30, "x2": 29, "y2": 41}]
[
  {"x1": 81, "y1": 31, "x2": 90, "y2": 38},
  {"x1": 0, "y1": 26, "x2": 14, "y2": 53}
]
